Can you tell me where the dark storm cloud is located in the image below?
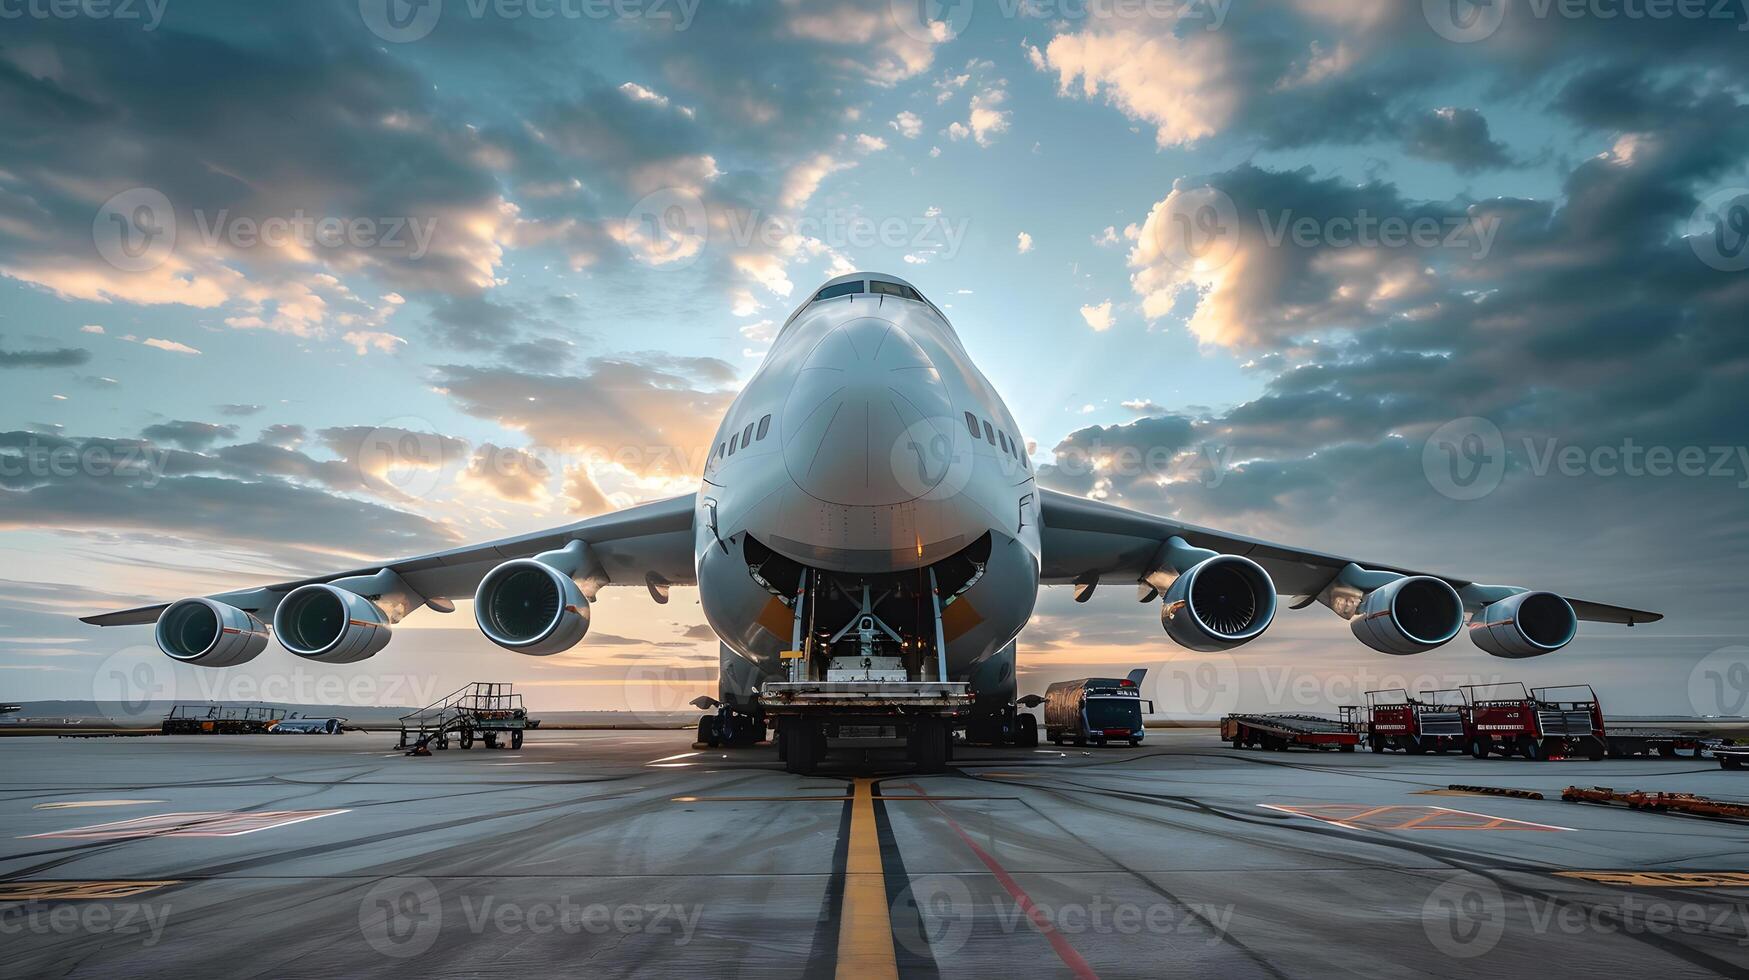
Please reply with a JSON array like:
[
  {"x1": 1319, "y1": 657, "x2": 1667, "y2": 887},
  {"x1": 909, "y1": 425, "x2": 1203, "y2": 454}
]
[
  {"x1": 0, "y1": 343, "x2": 90, "y2": 368},
  {"x1": 1402, "y1": 107, "x2": 1512, "y2": 172},
  {"x1": 140, "y1": 420, "x2": 238, "y2": 451}
]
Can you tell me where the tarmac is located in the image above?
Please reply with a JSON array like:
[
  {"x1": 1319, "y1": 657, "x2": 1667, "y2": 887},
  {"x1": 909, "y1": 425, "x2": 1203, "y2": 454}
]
[{"x1": 3, "y1": 730, "x2": 1748, "y2": 978}]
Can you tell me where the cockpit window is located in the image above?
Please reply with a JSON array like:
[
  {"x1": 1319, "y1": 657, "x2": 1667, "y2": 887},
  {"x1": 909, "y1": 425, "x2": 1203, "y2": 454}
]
[
  {"x1": 869, "y1": 280, "x2": 922, "y2": 301},
  {"x1": 756, "y1": 414, "x2": 772, "y2": 440},
  {"x1": 964, "y1": 412, "x2": 980, "y2": 438},
  {"x1": 741, "y1": 422, "x2": 756, "y2": 446},
  {"x1": 982, "y1": 420, "x2": 996, "y2": 446},
  {"x1": 814, "y1": 280, "x2": 864, "y2": 301}
]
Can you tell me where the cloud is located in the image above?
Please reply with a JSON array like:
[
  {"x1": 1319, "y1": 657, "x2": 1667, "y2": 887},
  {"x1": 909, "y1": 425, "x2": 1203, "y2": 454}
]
[
  {"x1": 854, "y1": 133, "x2": 888, "y2": 153},
  {"x1": 459, "y1": 444, "x2": 552, "y2": 503},
  {"x1": 891, "y1": 111, "x2": 923, "y2": 138},
  {"x1": 140, "y1": 420, "x2": 239, "y2": 451},
  {"x1": 434, "y1": 352, "x2": 737, "y2": 482},
  {"x1": 1016, "y1": 231, "x2": 1034, "y2": 254},
  {"x1": 1080, "y1": 300, "x2": 1115, "y2": 332},
  {"x1": 141, "y1": 338, "x2": 201, "y2": 355},
  {"x1": 1403, "y1": 107, "x2": 1512, "y2": 172},
  {"x1": 0, "y1": 343, "x2": 89, "y2": 369},
  {"x1": 217, "y1": 404, "x2": 264, "y2": 417},
  {"x1": 948, "y1": 86, "x2": 1011, "y2": 147},
  {"x1": 341, "y1": 330, "x2": 408, "y2": 356}
]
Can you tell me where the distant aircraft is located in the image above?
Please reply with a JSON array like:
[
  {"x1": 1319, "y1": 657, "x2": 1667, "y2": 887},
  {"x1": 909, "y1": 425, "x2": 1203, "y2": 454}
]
[{"x1": 86, "y1": 272, "x2": 1660, "y2": 772}]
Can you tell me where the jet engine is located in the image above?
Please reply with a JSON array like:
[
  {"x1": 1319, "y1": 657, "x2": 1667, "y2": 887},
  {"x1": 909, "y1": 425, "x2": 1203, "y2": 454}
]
[
  {"x1": 1469, "y1": 590, "x2": 1577, "y2": 658},
  {"x1": 155, "y1": 597, "x2": 269, "y2": 667},
  {"x1": 272, "y1": 584, "x2": 392, "y2": 664},
  {"x1": 1349, "y1": 575, "x2": 1465, "y2": 655},
  {"x1": 1161, "y1": 555, "x2": 1278, "y2": 652},
  {"x1": 473, "y1": 540, "x2": 594, "y2": 656}
]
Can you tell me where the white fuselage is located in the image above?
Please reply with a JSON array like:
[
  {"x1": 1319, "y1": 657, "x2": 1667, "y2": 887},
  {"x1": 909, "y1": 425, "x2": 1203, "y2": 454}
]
[{"x1": 692, "y1": 274, "x2": 1040, "y2": 697}]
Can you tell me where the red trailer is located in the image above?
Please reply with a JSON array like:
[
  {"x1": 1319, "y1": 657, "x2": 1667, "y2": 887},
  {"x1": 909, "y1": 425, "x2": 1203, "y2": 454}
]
[
  {"x1": 1459, "y1": 682, "x2": 1603, "y2": 761},
  {"x1": 1222, "y1": 713, "x2": 1361, "y2": 752},
  {"x1": 1532, "y1": 685, "x2": 1710, "y2": 759},
  {"x1": 1355, "y1": 688, "x2": 1467, "y2": 754}
]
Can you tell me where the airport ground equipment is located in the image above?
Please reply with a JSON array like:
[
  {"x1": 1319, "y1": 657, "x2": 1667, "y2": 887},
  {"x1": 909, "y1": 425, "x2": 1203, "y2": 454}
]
[
  {"x1": 754, "y1": 569, "x2": 989, "y2": 775},
  {"x1": 1715, "y1": 744, "x2": 1749, "y2": 770},
  {"x1": 161, "y1": 703, "x2": 287, "y2": 734},
  {"x1": 271, "y1": 717, "x2": 344, "y2": 734},
  {"x1": 399, "y1": 683, "x2": 531, "y2": 755},
  {"x1": 1530, "y1": 685, "x2": 1710, "y2": 758},
  {"x1": 689, "y1": 695, "x2": 767, "y2": 748},
  {"x1": 1448, "y1": 784, "x2": 1544, "y2": 800},
  {"x1": 1459, "y1": 683, "x2": 1707, "y2": 761},
  {"x1": 1221, "y1": 713, "x2": 1361, "y2": 752},
  {"x1": 1352, "y1": 688, "x2": 1467, "y2": 754},
  {"x1": 1044, "y1": 672, "x2": 1151, "y2": 746},
  {"x1": 1562, "y1": 786, "x2": 1749, "y2": 820},
  {"x1": 1459, "y1": 682, "x2": 1605, "y2": 761}
]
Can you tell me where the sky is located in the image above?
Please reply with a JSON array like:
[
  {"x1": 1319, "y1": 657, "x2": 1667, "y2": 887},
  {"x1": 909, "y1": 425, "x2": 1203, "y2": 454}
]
[{"x1": 1, "y1": 0, "x2": 1746, "y2": 719}]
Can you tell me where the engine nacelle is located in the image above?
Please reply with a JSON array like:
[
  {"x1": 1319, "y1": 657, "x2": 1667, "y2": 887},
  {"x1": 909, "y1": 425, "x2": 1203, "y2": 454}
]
[
  {"x1": 272, "y1": 584, "x2": 392, "y2": 664},
  {"x1": 474, "y1": 558, "x2": 590, "y2": 656},
  {"x1": 1161, "y1": 555, "x2": 1277, "y2": 652},
  {"x1": 1469, "y1": 590, "x2": 1577, "y2": 658},
  {"x1": 155, "y1": 597, "x2": 269, "y2": 668},
  {"x1": 1349, "y1": 576, "x2": 1465, "y2": 655}
]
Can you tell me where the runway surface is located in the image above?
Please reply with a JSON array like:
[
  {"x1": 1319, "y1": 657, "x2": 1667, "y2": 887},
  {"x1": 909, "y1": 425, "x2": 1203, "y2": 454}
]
[{"x1": 3, "y1": 730, "x2": 1747, "y2": 978}]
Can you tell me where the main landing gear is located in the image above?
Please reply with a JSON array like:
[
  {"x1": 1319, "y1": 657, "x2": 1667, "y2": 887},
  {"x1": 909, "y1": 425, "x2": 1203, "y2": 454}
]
[{"x1": 691, "y1": 697, "x2": 767, "y2": 748}]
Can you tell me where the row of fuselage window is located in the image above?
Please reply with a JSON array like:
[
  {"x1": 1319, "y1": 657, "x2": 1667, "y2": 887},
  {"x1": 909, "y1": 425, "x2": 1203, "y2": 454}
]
[
  {"x1": 966, "y1": 411, "x2": 1029, "y2": 469},
  {"x1": 708, "y1": 410, "x2": 1029, "y2": 470},
  {"x1": 712, "y1": 414, "x2": 772, "y2": 466}
]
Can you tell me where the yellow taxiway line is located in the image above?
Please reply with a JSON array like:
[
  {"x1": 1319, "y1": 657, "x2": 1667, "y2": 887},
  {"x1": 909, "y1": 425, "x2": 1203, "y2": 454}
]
[{"x1": 836, "y1": 777, "x2": 898, "y2": 980}]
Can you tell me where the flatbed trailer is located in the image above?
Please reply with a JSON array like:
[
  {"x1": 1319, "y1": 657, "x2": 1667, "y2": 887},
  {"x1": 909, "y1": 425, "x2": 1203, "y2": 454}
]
[
  {"x1": 1352, "y1": 688, "x2": 1467, "y2": 754},
  {"x1": 161, "y1": 704, "x2": 287, "y2": 735},
  {"x1": 1459, "y1": 683, "x2": 1710, "y2": 761},
  {"x1": 1222, "y1": 713, "x2": 1360, "y2": 752}
]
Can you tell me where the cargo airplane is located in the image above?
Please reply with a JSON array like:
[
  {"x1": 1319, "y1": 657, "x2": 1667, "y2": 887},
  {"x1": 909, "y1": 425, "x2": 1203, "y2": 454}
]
[{"x1": 86, "y1": 272, "x2": 1661, "y2": 773}]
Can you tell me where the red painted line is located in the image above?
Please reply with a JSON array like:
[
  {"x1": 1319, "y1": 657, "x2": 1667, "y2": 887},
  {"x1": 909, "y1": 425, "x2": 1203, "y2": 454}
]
[{"x1": 901, "y1": 784, "x2": 1098, "y2": 980}]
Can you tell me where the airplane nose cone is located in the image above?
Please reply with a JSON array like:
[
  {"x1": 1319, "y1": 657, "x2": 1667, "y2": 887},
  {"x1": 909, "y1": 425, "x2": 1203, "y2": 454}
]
[{"x1": 781, "y1": 316, "x2": 959, "y2": 506}]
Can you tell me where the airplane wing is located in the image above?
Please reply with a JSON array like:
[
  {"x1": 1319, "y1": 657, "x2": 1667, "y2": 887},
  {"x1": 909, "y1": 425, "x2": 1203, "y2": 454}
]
[
  {"x1": 1036, "y1": 488, "x2": 1659, "y2": 625},
  {"x1": 82, "y1": 493, "x2": 697, "y2": 626}
]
